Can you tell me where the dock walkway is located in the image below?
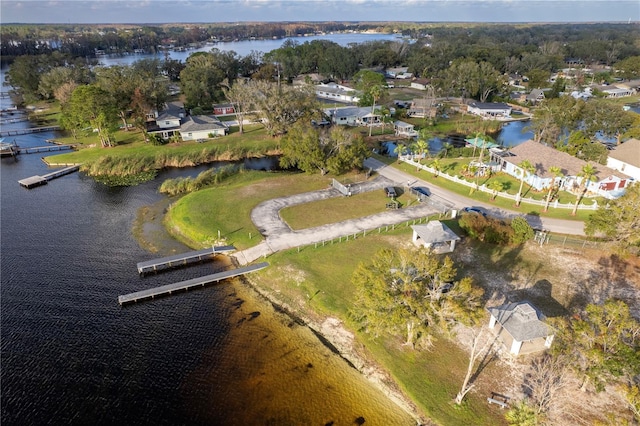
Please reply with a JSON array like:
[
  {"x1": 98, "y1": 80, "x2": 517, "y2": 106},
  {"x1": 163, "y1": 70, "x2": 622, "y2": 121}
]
[
  {"x1": 0, "y1": 126, "x2": 60, "y2": 137},
  {"x1": 118, "y1": 262, "x2": 269, "y2": 305},
  {"x1": 136, "y1": 246, "x2": 236, "y2": 274},
  {"x1": 18, "y1": 165, "x2": 80, "y2": 188}
]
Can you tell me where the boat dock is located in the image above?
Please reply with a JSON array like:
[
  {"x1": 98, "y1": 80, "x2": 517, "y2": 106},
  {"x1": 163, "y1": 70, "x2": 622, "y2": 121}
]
[
  {"x1": 136, "y1": 246, "x2": 236, "y2": 274},
  {"x1": 118, "y1": 262, "x2": 269, "y2": 305},
  {"x1": 18, "y1": 165, "x2": 80, "y2": 188},
  {"x1": 0, "y1": 126, "x2": 60, "y2": 137},
  {"x1": 18, "y1": 144, "x2": 74, "y2": 154}
]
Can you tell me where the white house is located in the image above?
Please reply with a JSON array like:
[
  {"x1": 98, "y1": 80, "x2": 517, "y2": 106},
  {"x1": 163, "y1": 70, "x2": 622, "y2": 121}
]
[
  {"x1": 493, "y1": 140, "x2": 631, "y2": 199},
  {"x1": 467, "y1": 102, "x2": 512, "y2": 119},
  {"x1": 393, "y1": 120, "x2": 418, "y2": 138},
  {"x1": 488, "y1": 301, "x2": 554, "y2": 356},
  {"x1": 410, "y1": 221, "x2": 460, "y2": 253},
  {"x1": 315, "y1": 82, "x2": 360, "y2": 103},
  {"x1": 410, "y1": 78, "x2": 431, "y2": 91},
  {"x1": 600, "y1": 86, "x2": 634, "y2": 98},
  {"x1": 179, "y1": 115, "x2": 228, "y2": 141},
  {"x1": 324, "y1": 106, "x2": 381, "y2": 127},
  {"x1": 607, "y1": 138, "x2": 640, "y2": 180}
]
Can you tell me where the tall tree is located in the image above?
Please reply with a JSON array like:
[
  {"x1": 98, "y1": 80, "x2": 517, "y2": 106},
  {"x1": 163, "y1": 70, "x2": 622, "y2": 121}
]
[
  {"x1": 222, "y1": 78, "x2": 254, "y2": 135},
  {"x1": 515, "y1": 159, "x2": 535, "y2": 207},
  {"x1": 350, "y1": 248, "x2": 483, "y2": 350},
  {"x1": 61, "y1": 85, "x2": 117, "y2": 147},
  {"x1": 571, "y1": 163, "x2": 597, "y2": 216},
  {"x1": 543, "y1": 166, "x2": 564, "y2": 212},
  {"x1": 585, "y1": 183, "x2": 640, "y2": 254},
  {"x1": 455, "y1": 327, "x2": 494, "y2": 404},
  {"x1": 179, "y1": 52, "x2": 227, "y2": 108},
  {"x1": 583, "y1": 99, "x2": 636, "y2": 145}
]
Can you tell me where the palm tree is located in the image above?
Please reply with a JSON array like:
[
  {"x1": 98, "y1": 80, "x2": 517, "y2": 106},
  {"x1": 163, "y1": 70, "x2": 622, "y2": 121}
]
[
  {"x1": 394, "y1": 142, "x2": 407, "y2": 162},
  {"x1": 543, "y1": 166, "x2": 564, "y2": 212},
  {"x1": 515, "y1": 159, "x2": 535, "y2": 207},
  {"x1": 412, "y1": 135, "x2": 430, "y2": 168},
  {"x1": 487, "y1": 180, "x2": 504, "y2": 201},
  {"x1": 431, "y1": 158, "x2": 442, "y2": 177},
  {"x1": 571, "y1": 163, "x2": 597, "y2": 216},
  {"x1": 368, "y1": 84, "x2": 382, "y2": 137}
]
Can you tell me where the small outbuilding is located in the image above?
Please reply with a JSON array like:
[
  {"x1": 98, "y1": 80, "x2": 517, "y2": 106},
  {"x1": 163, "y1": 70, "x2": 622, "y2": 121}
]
[
  {"x1": 410, "y1": 221, "x2": 460, "y2": 253},
  {"x1": 487, "y1": 301, "x2": 554, "y2": 356}
]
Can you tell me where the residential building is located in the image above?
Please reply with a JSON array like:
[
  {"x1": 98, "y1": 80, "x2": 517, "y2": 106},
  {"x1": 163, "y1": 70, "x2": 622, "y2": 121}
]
[
  {"x1": 179, "y1": 115, "x2": 228, "y2": 141},
  {"x1": 393, "y1": 120, "x2": 418, "y2": 138},
  {"x1": 467, "y1": 102, "x2": 512, "y2": 119},
  {"x1": 315, "y1": 82, "x2": 360, "y2": 103},
  {"x1": 607, "y1": 138, "x2": 640, "y2": 180},
  {"x1": 324, "y1": 106, "x2": 381, "y2": 127}
]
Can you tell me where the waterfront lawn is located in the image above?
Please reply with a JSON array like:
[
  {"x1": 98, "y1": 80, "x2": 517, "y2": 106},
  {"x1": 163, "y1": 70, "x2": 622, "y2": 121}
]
[
  {"x1": 48, "y1": 125, "x2": 278, "y2": 168},
  {"x1": 280, "y1": 186, "x2": 417, "y2": 230},
  {"x1": 165, "y1": 171, "x2": 338, "y2": 249},
  {"x1": 252, "y1": 228, "x2": 506, "y2": 426}
]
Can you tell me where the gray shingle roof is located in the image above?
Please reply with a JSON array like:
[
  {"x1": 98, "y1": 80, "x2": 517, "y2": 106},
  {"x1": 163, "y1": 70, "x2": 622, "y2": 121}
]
[
  {"x1": 180, "y1": 115, "x2": 228, "y2": 133},
  {"x1": 488, "y1": 302, "x2": 551, "y2": 341},
  {"x1": 411, "y1": 221, "x2": 460, "y2": 244}
]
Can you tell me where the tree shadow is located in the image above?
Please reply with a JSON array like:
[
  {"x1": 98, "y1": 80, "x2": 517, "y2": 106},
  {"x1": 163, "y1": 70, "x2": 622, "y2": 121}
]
[{"x1": 509, "y1": 279, "x2": 569, "y2": 319}]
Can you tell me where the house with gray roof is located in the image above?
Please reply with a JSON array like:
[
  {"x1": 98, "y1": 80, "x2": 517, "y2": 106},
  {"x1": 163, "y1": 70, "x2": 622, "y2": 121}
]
[
  {"x1": 607, "y1": 138, "x2": 640, "y2": 180},
  {"x1": 324, "y1": 106, "x2": 381, "y2": 127},
  {"x1": 492, "y1": 140, "x2": 632, "y2": 199},
  {"x1": 410, "y1": 221, "x2": 460, "y2": 253},
  {"x1": 488, "y1": 301, "x2": 554, "y2": 356},
  {"x1": 315, "y1": 82, "x2": 360, "y2": 104},
  {"x1": 179, "y1": 115, "x2": 228, "y2": 141},
  {"x1": 467, "y1": 102, "x2": 512, "y2": 119}
]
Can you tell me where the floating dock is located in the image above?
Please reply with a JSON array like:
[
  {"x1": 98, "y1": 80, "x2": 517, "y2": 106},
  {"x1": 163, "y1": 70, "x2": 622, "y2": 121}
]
[
  {"x1": 118, "y1": 262, "x2": 269, "y2": 305},
  {"x1": 18, "y1": 165, "x2": 80, "y2": 188},
  {"x1": 136, "y1": 246, "x2": 236, "y2": 274}
]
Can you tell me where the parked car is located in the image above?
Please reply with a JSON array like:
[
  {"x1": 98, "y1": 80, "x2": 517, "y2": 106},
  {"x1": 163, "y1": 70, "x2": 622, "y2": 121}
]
[
  {"x1": 413, "y1": 186, "x2": 430, "y2": 197},
  {"x1": 462, "y1": 207, "x2": 487, "y2": 217},
  {"x1": 384, "y1": 186, "x2": 397, "y2": 198}
]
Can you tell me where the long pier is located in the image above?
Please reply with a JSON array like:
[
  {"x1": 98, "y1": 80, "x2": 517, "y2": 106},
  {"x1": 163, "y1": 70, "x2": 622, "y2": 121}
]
[
  {"x1": 136, "y1": 246, "x2": 236, "y2": 274},
  {"x1": 18, "y1": 165, "x2": 80, "y2": 188},
  {"x1": 18, "y1": 144, "x2": 74, "y2": 154},
  {"x1": 0, "y1": 126, "x2": 60, "y2": 137},
  {"x1": 118, "y1": 262, "x2": 269, "y2": 305}
]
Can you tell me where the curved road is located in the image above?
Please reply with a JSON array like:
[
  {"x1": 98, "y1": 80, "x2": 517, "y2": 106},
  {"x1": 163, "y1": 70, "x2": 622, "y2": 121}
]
[{"x1": 234, "y1": 157, "x2": 585, "y2": 265}]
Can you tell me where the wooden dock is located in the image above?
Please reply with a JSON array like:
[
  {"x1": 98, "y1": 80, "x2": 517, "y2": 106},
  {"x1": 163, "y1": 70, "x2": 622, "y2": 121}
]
[
  {"x1": 118, "y1": 262, "x2": 269, "y2": 305},
  {"x1": 18, "y1": 165, "x2": 80, "y2": 188},
  {"x1": 0, "y1": 126, "x2": 60, "y2": 137},
  {"x1": 18, "y1": 144, "x2": 74, "y2": 154},
  {"x1": 136, "y1": 246, "x2": 236, "y2": 274}
]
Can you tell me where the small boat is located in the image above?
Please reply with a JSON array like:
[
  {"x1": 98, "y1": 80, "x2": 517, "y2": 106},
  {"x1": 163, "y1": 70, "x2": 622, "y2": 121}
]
[{"x1": 0, "y1": 138, "x2": 19, "y2": 157}]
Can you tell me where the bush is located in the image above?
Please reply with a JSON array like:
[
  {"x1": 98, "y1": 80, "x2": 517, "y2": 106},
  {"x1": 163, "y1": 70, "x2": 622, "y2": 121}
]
[
  {"x1": 458, "y1": 213, "x2": 514, "y2": 245},
  {"x1": 510, "y1": 216, "x2": 534, "y2": 244}
]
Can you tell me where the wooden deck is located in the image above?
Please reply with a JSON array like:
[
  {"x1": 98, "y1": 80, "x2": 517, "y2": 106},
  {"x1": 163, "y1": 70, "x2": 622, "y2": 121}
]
[
  {"x1": 118, "y1": 262, "x2": 269, "y2": 305},
  {"x1": 18, "y1": 165, "x2": 80, "y2": 188},
  {"x1": 136, "y1": 246, "x2": 236, "y2": 274}
]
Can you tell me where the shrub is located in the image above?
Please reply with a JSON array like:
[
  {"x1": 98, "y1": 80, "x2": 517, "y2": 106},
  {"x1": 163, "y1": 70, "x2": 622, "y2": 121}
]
[
  {"x1": 458, "y1": 212, "x2": 514, "y2": 245},
  {"x1": 510, "y1": 216, "x2": 535, "y2": 244}
]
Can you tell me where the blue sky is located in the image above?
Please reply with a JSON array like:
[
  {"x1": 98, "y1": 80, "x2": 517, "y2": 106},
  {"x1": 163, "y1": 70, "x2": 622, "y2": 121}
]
[{"x1": 1, "y1": 1, "x2": 638, "y2": 24}]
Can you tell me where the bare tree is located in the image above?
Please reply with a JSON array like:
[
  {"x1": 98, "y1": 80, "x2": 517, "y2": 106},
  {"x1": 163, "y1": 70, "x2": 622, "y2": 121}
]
[
  {"x1": 523, "y1": 354, "x2": 569, "y2": 416},
  {"x1": 455, "y1": 326, "x2": 496, "y2": 405}
]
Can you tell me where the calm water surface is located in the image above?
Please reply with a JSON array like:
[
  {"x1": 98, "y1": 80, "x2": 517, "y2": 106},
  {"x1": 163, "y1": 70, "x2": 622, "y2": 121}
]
[{"x1": 0, "y1": 109, "x2": 415, "y2": 425}]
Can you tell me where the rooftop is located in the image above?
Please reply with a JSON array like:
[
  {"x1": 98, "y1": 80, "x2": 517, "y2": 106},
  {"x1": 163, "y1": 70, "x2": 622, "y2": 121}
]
[{"x1": 488, "y1": 301, "x2": 551, "y2": 341}]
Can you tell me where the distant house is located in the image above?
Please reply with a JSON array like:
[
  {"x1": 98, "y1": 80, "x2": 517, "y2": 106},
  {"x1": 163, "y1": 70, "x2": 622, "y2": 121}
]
[
  {"x1": 385, "y1": 67, "x2": 408, "y2": 78},
  {"x1": 315, "y1": 82, "x2": 360, "y2": 103},
  {"x1": 324, "y1": 106, "x2": 381, "y2": 127},
  {"x1": 213, "y1": 103, "x2": 235, "y2": 115},
  {"x1": 394, "y1": 120, "x2": 418, "y2": 138},
  {"x1": 467, "y1": 102, "x2": 511, "y2": 119},
  {"x1": 410, "y1": 78, "x2": 431, "y2": 91},
  {"x1": 525, "y1": 89, "x2": 545, "y2": 104},
  {"x1": 492, "y1": 140, "x2": 631, "y2": 199},
  {"x1": 179, "y1": 115, "x2": 228, "y2": 140},
  {"x1": 607, "y1": 138, "x2": 640, "y2": 180},
  {"x1": 488, "y1": 301, "x2": 554, "y2": 356},
  {"x1": 407, "y1": 98, "x2": 437, "y2": 118},
  {"x1": 411, "y1": 221, "x2": 460, "y2": 253},
  {"x1": 599, "y1": 86, "x2": 634, "y2": 98}
]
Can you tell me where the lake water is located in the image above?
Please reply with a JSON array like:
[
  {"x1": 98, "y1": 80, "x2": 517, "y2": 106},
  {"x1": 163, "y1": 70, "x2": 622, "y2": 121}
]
[
  {"x1": 0, "y1": 37, "x2": 416, "y2": 424},
  {"x1": 98, "y1": 32, "x2": 401, "y2": 66}
]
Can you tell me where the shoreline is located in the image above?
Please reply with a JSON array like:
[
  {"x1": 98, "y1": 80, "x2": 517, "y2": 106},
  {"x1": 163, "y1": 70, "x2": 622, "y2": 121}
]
[{"x1": 234, "y1": 263, "x2": 431, "y2": 425}]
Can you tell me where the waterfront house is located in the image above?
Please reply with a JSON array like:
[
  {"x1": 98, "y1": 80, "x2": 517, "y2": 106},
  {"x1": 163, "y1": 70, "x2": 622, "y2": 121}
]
[
  {"x1": 146, "y1": 101, "x2": 185, "y2": 140},
  {"x1": 179, "y1": 115, "x2": 228, "y2": 141},
  {"x1": 410, "y1": 221, "x2": 460, "y2": 253},
  {"x1": 492, "y1": 140, "x2": 631, "y2": 199},
  {"x1": 324, "y1": 106, "x2": 381, "y2": 127},
  {"x1": 467, "y1": 102, "x2": 512, "y2": 119},
  {"x1": 525, "y1": 89, "x2": 545, "y2": 104},
  {"x1": 315, "y1": 82, "x2": 360, "y2": 103},
  {"x1": 607, "y1": 138, "x2": 640, "y2": 180},
  {"x1": 393, "y1": 120, "x2": 418, "y2": 138},
  {"x1": 488, "y1": 301, "x2": 554, "y2": 356}
]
